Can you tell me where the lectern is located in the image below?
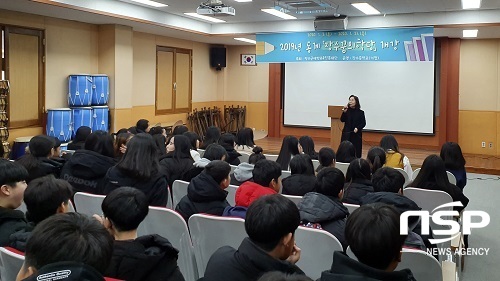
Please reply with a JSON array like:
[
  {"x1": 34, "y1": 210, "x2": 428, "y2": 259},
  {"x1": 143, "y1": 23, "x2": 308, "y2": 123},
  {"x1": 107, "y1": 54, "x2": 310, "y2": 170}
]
[{"x1": 328, "y1": 106, "x2": 344, "y2": 150}]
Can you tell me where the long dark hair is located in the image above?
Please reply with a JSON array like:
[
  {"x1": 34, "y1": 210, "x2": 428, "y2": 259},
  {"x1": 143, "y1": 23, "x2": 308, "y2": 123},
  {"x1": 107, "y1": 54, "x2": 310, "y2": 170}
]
[
  {"x1": 84, "y1": 131, "x2": 115, "y2": 158},
  {"x1": 276, "y1": 136, "x2": 300, "y2": 170},
  {"x1": 201, "y1": 126, "x2": 221, "y2": 149},
  {"x1": 380, "y1": 135, "x2": 405, "y2": 165},
  {"x1": 349, "y1": 95, "x2": 361, "y2": 109},
  {"x1": 218, "y1": 133, "x2": 236, "y2": 151},
  {"x1": 411, "y1": 155, "x2": 450, "y2": 188},
  {"x1": 117, "y1": 133, "x2": 159, "y2": 179},
  {"x1": 236, "y1": 127, "x2": 255, "y2": 147},
  {"x1": 183, "y1": 131, "x2": 200, "y2": 150},
  {"x1": 367, "y1": 146, "x2": 386, "y2": 174},
  {"x1": 152, "y1": 134, "x2": 167, "y2": 156},
  {"x1": 299, "y1": 136, "x2": 317, "y2": 159},
  {"x1": 440, "y1": 142, "x2": 466, "y2": 170},
  {"x1": 336, "y1": 141, "x2": 357, "y2": 163},
  {"x1": 114, "y1": 133, "x2": 133, "y2": 158},
  {"x1": 170, "y1": 135, "x2": 192, "y2": 161},
  {"x1": 345, "y1": 158, "x2": 371, "y2": 183}
]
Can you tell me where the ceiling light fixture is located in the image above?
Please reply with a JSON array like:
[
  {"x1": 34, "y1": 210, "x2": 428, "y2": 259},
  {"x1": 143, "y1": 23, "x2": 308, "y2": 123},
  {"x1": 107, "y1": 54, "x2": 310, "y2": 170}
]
[
  {"x1": 463, "y1": 29, "x2": 478, "y2": 38},
  {"x1": 184, "y1": 13, "x2": 226, "y2": 23},
  {"x1": 130, "y1": 0, "x2": 167, "y2": 8},
  {"x1": 234, "y1": 0, "x2": 252, "y2": 2},
  {"x1": 461, "y1": 0, "x2": 481, "y2": 9},
  {"x1": 261, "y1": 8, "x2": 297, "y2": 20},
  {"x1": 351, "y1": 3, "x2": 380, "y2": 15},
  {"x1": 234, "y1": 38, "x2": 256, "y2": 44}
]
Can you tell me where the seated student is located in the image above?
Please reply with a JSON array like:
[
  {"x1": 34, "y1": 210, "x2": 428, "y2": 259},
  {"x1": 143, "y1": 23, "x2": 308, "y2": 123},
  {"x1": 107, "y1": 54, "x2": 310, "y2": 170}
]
[
  {"x1": 203, "y1": 194, "x2": 304, "y2": 281},
  {"x1": 160, "y1": 135, "x2": 194, "y2": 188},
  {"x1": 224, "y1": 159, "x2": 281, "y2": 218},
  {"x1": 60, "y1": 131, "x2": 117, "y2": 195},
  {"x1": 440, "y1": 142, "x2": 467, "y2": 190},
  {"x1": 380, "y1": 135, "x2": 413, "y2": 179},
  {"x1": 16, "y1": 135, "x2": 63, "y2": 183},
  {"x1": 172, "y1": 125, "x2": 189, "y2": 136},
  {"x1": 104, "y1": 133, "x2": 168, "y2": 207},
  {"x1": 360, "y1": 167, "x2": 426, "y2": 251},
  {"x1": 298, "y1": 136, "x2": 318, "y2": 160},
  {"x1": 341, "y1": 158, "x2": 374, "y2": 205},
  {"x1": 97, "y1": 187, "x2": 184, "y2": 281},
  {"x1": 282, "y1": 154, "x2": 316, "y2": 196},
  {"x1": 336, "y1": 141, "x2": 357, "y2": 164},
  {"x1": 297, "y1": 168, "x2": 348, "y2": 249},
  {"x1": 276, "y1": 136, "x2": 300, "y2": 171},
  {"x1": 320, "y1": 203, "x2": 416, "y2": 281},
  {"x1": 50, "y1": 137, "x2": 66, "y2": 165},
  {"x1": 67, "y1": 126, "x2": 91, "y2": 151},
  {"x1": 235, "y1": 127, "x2": 256, "y2": 153},
  {"x1": 136, "y1": 119, "x2": 150, "y2": 133},
  {"x1": 10, "y1": 175, "x2": 72, "y2": 252},
  {"x1": 183, "y1": 131, "x2": 201, "y2": 162},
  {"x1": 200, "y1": 126, "x2": 221, "y2": 149},
  {"x1": 230, "y1": 146, "x2": 266, "y2": 186},
  {"x1": 182, "y1": 144, "x2": 227, "y2": 182},
  {"x1": 16, "y1": 213, "x2": 114, "y2": 281},
  {"x1": 367, "y1": 146, "x2": 386, "y2": 174},
  {"x1": 219, "y1": 133, "x2": 241, "y2": 166},
  {"x1": 175, "y1": 160, "x2": 231, "y2": 221},
  {"x1": 0, "y1": 160, "x2": 28, "y2": 246},
  {"x1": 316, "y1": 147, "x2": 336, "y2": 173},
  {"x1": 114, "y1": 132, "x2": 133, "y2": 160}
]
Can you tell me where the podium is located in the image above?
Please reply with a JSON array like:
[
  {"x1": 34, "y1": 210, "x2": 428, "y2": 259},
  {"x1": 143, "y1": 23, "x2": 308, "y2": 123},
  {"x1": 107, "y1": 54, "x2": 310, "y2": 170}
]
[{"x1": 328, "y1": 106, "x2": 344, "y2": 150}]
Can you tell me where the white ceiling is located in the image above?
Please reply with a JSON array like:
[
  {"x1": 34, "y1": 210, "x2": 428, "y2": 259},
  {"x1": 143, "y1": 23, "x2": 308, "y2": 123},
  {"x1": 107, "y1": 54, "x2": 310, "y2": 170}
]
[{"x1": 1, "y1": 0, "x2": 500, "y2": 45}]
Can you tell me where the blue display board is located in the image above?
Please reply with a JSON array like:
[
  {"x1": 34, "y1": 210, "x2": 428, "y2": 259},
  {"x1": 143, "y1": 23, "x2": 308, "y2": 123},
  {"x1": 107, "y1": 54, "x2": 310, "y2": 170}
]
[{"x1": 256, "y1": 27, "x2": 434, "y2": 62}]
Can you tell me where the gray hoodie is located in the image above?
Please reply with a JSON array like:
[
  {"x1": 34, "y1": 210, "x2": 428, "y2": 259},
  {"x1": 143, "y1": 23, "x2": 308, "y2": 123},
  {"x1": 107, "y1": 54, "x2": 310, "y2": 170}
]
[
  {"x1": 233, "y1": 162, "x2": 254, "y2": 182},
  {"x1": 193, "y1": 158, "x2": 211, "y2": 168}
]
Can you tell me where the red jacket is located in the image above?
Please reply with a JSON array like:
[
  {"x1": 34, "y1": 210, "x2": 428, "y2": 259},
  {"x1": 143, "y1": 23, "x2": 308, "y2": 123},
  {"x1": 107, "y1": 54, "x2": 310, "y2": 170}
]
[{"x1": 235, "y1": 181, "x2": 277, "y2": 207}]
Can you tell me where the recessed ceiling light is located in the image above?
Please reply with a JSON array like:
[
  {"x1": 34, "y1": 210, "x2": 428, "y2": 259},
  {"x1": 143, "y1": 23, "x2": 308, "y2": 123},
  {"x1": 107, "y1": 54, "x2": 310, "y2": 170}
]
[
  {"x1": 351, "y1": 3, "x2": 381, "y2": 15},
  {"x1": 462, "y1": 0, "x2": 481, "y2": 9},
  {"x1": 130, "y1": 0, "x2": 167, "y2": 8},
  {"x1": 234, "y1": 0, "x2": 252, "y2": 2},
  {"x1": 463, "y1": 29, "x2": 478, "y2": 38},
  {"x1": 261, "y1": 8, "x2": 297, "y2": 20},
  {"x1": 184, "y1": 13, "x2": 226, "y2": 23},
  {"x1": 234, "y1": 38, "x2": 256, "y2": 44}
]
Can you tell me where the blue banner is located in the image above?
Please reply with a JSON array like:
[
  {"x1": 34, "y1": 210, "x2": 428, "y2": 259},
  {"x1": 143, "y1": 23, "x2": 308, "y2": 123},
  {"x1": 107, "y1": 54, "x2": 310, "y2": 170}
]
[{"x1": 256, "y1": 27, "x2": 434, "y2": 62}]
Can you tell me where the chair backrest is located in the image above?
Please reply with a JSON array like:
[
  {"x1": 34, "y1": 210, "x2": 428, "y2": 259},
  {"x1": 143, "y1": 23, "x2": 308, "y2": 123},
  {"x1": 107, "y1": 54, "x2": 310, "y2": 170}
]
[
  {"x1": 73, "y1": 192, "x2": 106, "y2": 217},
  {"x1": 312, "y1": 159, "x2": 320, "y2": 171},
  {"x1": 0, "y1": 247, "x2": 25, "y2": 281},
  {"x1": 139, "y1": 207, "x2": 198, "y2": 281},
  {"x1": 16, "y1": 201, "x2": 27, "y2": 213},
  {"x1": 335, "y1": 162, "x2": 349, "y2": 176},
  {"x1": 343, "y1": 203, "x2": 360, "y2": 214},
  {"x1": 237, "y1": 152, "x2": 251, "y2": 163},
  {"x1": 345, "y1": 245, "x2": 357, "y2": 261},
  {"x1": 412, "y1": 168, "x2": 421, "y2": 180},
  {"x1": 68, "y1": 200, "x2": 76, "y2": 212},
  {"x1": 226, "y1": 185, "x2": 238, "y2": 206},
  {"x1": 282, "y1": 194, "x2": 302, "y2": 206},
  {"x1": 446, "y1": 171, "x2": 457, "y2": 185},
  {"x1": 396, "y1": 249, "x2": 442, "y2": 281},
  {"x1": 263, "y1": 154, "x2": 278, "y2": 162},
  {"x1": 172, "y1": 180, "x2": 190, "y2": 209},
  {"x1": 394, "y1": 168, "x2": 410, "y2": 187},
  {"x1": 229, "y1": 165, "x2": 237, "y2": 174},
  {"x1": 294, "y1": 226, "x2": 343, "y2": 280},
  {"x1": 198, "y1": 149, "x2": 205, "y2": 158},
  {"x1": 188, "y1": 214, "x2": 246, "y2": 277},
  {"x1": 281, "y1": 170, "x2": 291, "y2": 179}
]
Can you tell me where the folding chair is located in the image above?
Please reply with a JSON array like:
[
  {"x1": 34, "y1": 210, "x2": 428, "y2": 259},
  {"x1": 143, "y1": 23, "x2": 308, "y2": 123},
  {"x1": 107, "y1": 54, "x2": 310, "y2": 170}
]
[
  {"x1": 237, "y1": 152, "x2": 251, "y2": 163},
  {"x1": 281, "y1": 170, "x2": 291, "y2": 179},
  {"x1": 397, "y1": 249, "x2": 442, "y2": 281},
  {"x1": 188, "y1": 214, "x2": 246, "y2": 277},
  {"x1": 198, "y1": 149, "x2": 205, "y2": 158},
  {"x1": 139, "y1": 207, "x2": 198, "y2": 281},
  {"x1": 312, "y1": 159, "x2": 320, "y2": 171},
  {"x1": 282, "y1": 194, "x2": 302, "y2": 206},
  {"x1": 73, "y1": 192, "x2": 106, "y2": 217},
  {"x1": 412, "y1": 168, "x2": 421, "y2": 180},
  {"x1": 172, "y1": 180, "x2": 190, "y2": 209},
  {"x1": 335, "y1": 162, "x2": 349, "y2": 177},
  {"x1": 395, "y1": 168, "x2": 410, "y2": 187},
  {"x1": 294, "y1": 226, "x2": 343, "y2": 280},
  {"x1": 230, "y1": 165, "x2": 237, "y2": 174},
  {"x1": 0, "y1": 247, "x2": 25, "y2": 281},
  {"x1": 263, "y1": 154, "x2": 278, "y2": 162},
  {"x1": 343, "y1": 203, "x2": 360, "y2": 214},
  {"x1": 446, "y1": 171, "x2": 457, "y2": 185},
  {"x1": 226, "y1": 185, "x2": 238, "y2": 206}
]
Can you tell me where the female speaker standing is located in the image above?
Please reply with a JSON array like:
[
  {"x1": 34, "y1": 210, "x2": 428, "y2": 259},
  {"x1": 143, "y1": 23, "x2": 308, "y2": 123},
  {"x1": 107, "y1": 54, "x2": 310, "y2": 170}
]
[{"x1": 341, "y1": 95, "x2": 366, "y2": 158}]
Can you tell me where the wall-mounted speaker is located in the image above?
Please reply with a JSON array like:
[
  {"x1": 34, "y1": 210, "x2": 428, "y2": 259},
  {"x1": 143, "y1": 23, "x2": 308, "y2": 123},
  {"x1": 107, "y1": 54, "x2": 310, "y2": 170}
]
[{"x1": 210, "y1": 47, "x2": 226, "y2": 71}]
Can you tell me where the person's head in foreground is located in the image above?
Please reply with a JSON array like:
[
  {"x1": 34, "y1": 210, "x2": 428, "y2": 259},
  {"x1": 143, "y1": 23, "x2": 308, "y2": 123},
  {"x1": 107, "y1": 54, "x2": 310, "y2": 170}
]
[
  {"x1": 17, "y1": 213, "x2": 114, "y2": 281},
  {"x1": 315, "y1": 167, "x2": 345, "y2": 199},
  {"x1": 346, "y1": 203, "x2": 406, "y2": 271},
  {"x1": 100, "y1": 186, "x2": 149, "y2": 239},
  {"x1": 371, "y1": 167, "x2": 405, "y2": 194},
  {"x1": 245, "y1": 194, "x2": 301, "y2": 262},
  {"x1": 0, "y1": 160, "x2": 28, "y2": 209}
]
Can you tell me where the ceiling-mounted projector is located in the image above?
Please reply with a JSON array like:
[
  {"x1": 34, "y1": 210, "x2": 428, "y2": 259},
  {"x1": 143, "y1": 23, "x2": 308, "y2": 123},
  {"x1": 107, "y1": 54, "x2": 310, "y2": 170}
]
[{"x1": 197, "y1": 0, "x2": 235, "y2": 16}]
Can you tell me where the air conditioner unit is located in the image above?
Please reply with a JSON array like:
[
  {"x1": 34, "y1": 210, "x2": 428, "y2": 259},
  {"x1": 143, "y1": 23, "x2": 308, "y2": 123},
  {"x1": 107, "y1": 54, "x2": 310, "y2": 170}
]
[
  {"x1": 197, "y1": 6, "x2": 236, "y2": 16},
  {"x1": 314, "y1": 16, "x2": 348, "y2": 31}
]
